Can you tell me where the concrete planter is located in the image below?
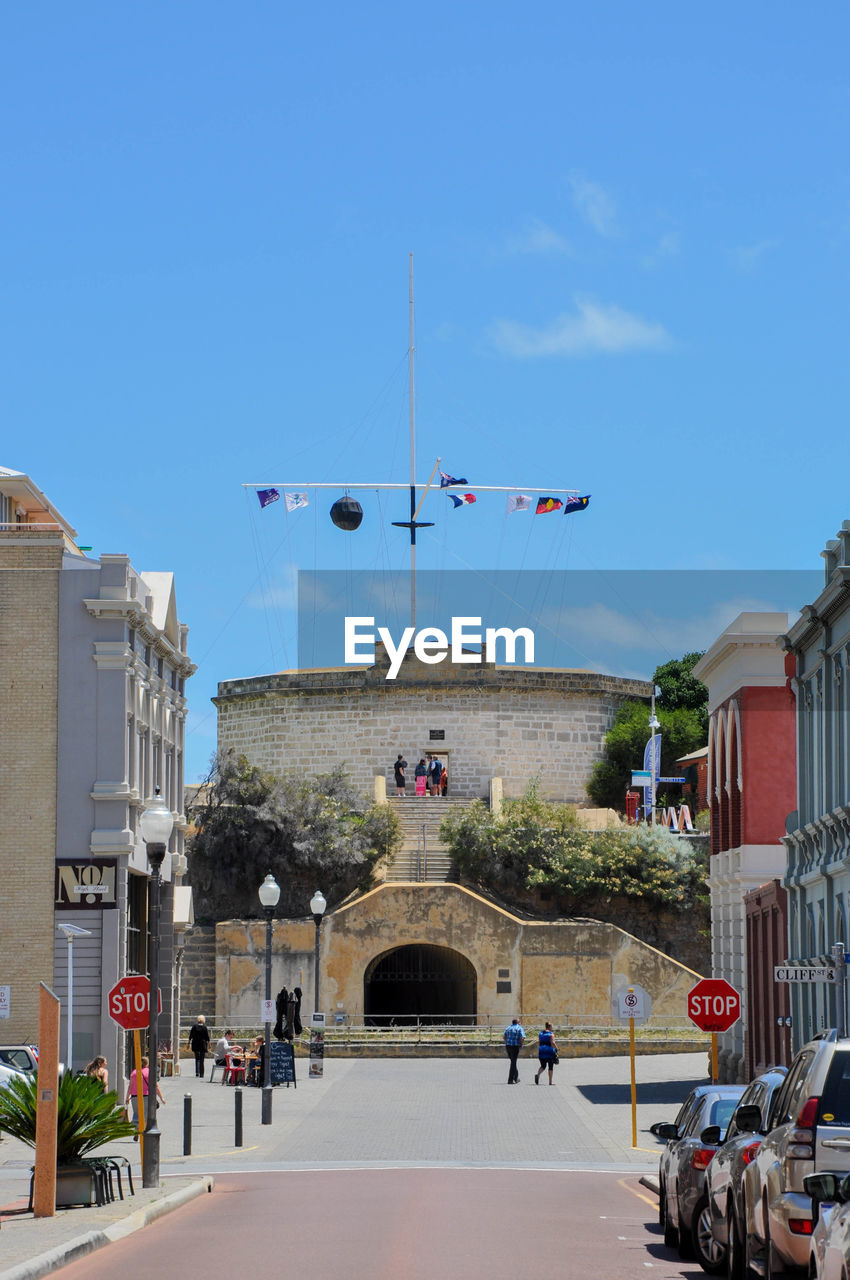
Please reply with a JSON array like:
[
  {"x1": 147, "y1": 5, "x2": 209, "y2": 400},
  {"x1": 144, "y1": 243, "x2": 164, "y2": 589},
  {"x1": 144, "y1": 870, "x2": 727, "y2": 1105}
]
[{"x1": 55, "y1": 1164, "x2": 97, "y2": 1207}]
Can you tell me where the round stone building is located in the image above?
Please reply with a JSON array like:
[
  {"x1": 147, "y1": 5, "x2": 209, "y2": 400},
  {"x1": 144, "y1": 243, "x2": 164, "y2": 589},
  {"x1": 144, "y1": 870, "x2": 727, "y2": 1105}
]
[{"x1": 214, "y1": 646, "x2": 652, "y2": 802}]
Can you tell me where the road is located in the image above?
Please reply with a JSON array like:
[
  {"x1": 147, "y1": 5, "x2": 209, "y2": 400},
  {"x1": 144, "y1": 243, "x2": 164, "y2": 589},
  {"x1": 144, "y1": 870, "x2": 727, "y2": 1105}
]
[{"x1": 54, "y1": 1169, "x2": 699, "y2": 1280}]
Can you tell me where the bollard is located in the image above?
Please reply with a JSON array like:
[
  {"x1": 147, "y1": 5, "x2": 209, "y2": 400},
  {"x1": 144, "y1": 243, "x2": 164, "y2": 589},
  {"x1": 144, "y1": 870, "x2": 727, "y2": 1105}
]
[
  {"x1": 183, "y1": 1094, "x2": 192, "y2": 1157},
  {"x1": 234, "y1": 1087, "x2": 243, "y2": 1147}
]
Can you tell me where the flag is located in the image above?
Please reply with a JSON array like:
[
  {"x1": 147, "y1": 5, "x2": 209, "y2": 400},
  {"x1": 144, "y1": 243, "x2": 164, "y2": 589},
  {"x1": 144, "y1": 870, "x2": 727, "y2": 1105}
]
[
  {"x1": 257, "y1": 488, "x2": 280, "y2": 509},
  {"x1": 440, "y1": 471, "x2": 468, "y2": 488},
  {"x1": 448, "y1": 493, "x2": 477, "y2": 508},
  {"x1": 564, "y1": 494, "x2": 591, "y2": 515},
  {"x1": 535, "y1": 496, "x2": 563, "y2": 515},
  {"x1": 506, "y1": 494, "x2": 532, "y2": 514},
  {"x1": 642, "y1": 734, "x2": 662, "y2": 815},
  {"x1": 284, "y1": 491, "x2": 309, "y2": 512}
]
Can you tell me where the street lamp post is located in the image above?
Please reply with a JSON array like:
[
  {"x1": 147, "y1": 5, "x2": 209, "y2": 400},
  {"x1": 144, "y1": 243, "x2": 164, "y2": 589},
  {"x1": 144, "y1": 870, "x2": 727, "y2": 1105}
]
[
  {"x1": 310, "y1": 890, "x2": 327, "y2": 1016},
  {"x1": 258, "y1": 873, "x2": 281, "y2": 1125},
  {"x1": 56, "y1": 923, "x2": 92, "y2": 1072},
  {"x1": 138, "y1": 787, "x2": 174, "y2": 1190}
]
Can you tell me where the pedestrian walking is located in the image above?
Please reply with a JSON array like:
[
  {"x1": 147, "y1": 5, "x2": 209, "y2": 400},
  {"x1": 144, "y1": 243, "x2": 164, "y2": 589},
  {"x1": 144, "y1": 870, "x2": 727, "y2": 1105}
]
[
  {"x1": 414, "y1": 758, "x2": 428, "y2": 796},
  {"x1": 188, "y1": 1013, "x2": 211, "y2": 1077},
  {"x1": 503, "y1": 1017, "x2": 525, "y2": 1084},
  {"x1": 84, "y1": 1055, "x2": 109, "y2": 1091},
  {"x1": 393, "y1": 753, "x2": 408, "y2": 797},
  {"x1": 125, "y1": 1055, "x2": 165, "y2": 1130},
  {"x1": 534, "y1": 1021, "x2": 559, "y2": 1085}
]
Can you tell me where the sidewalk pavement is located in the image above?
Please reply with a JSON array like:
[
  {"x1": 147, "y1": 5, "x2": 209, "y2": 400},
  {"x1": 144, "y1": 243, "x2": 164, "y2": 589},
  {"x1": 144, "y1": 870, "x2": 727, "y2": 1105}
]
[{"x1": 0, "y1": 1049, "x2": 702, "y2": 1279}]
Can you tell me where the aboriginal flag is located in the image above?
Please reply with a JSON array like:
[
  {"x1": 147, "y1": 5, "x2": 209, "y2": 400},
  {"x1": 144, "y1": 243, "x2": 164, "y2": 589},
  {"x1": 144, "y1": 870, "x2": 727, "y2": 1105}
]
[{"x1": 535, "y1": 496, "x2": 563, "y2": 515}]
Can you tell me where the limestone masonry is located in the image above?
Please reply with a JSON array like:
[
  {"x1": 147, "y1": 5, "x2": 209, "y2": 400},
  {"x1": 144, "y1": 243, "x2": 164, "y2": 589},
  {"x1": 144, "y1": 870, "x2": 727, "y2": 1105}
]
[{"x1": 214, "y1": 651, "x2": 652, "y2": 800}]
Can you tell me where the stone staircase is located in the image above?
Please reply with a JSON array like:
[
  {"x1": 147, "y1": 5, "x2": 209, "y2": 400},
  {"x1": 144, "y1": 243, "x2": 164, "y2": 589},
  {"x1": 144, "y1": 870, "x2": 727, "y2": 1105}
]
[{"x1": 385, "y1": 797, "x2": 480, "y2": 882}]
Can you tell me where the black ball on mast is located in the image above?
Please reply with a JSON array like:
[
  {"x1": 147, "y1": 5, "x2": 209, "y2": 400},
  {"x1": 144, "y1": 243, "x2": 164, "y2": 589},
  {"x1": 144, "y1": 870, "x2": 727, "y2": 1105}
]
[{"x1": 330, "y1": 495, "x2": 364, "y2": 531}]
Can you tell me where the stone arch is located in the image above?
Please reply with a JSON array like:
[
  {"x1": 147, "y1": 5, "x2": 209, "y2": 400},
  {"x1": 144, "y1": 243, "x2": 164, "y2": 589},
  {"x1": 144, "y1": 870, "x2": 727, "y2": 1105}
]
[{"x1": 363, "y1": 942, "x2": 478, "y2": 1026}]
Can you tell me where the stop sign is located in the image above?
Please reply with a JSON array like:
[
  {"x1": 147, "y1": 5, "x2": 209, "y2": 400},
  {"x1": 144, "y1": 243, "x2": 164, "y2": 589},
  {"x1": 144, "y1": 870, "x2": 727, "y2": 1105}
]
[
  {"x1": 107, "y1": 975, "x2": 161, "y2": 1031},
  {"x1": 687, "y1": 978, "x2": 741, "y2": 1032}
]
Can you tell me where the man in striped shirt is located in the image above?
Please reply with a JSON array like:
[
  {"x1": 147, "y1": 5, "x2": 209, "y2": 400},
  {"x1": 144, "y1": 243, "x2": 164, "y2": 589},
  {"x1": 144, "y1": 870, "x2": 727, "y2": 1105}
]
[{"x1": 503, "y1": 1018, "x2": 525, "y2": 1084}]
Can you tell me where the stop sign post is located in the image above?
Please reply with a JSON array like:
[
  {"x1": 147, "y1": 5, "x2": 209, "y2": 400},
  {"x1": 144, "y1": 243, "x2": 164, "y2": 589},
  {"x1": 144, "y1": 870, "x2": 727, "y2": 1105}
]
[
  {"x1": 687, "y1": 978, "x2": 741, "y2": 1083},
  {"x1": 106, "y1": 976, "x2": 162, "y2": 1162}
]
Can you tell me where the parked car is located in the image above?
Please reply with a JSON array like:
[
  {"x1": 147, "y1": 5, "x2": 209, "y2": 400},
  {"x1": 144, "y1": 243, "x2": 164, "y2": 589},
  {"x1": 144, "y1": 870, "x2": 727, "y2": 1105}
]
[
  {"x1": 698, "y1": 1066, "x2": 788, "y2": 1276},
  {"x1": 0, "y1": 1045, "x2": 38, "y2": 1088},
  {"x1": 743, "y1": 1031, "x2": 850, "y2": 1277},
  {"x1": 657, "y1": 1084, "x2": 747, "y2": 1259},
  {"x1": 804, "y1": 1171, "x2": 850, "y2": 1280}
]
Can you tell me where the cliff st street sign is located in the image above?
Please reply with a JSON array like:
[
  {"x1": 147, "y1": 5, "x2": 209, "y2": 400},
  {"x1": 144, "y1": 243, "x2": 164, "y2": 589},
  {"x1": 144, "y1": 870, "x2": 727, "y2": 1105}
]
[{"x1": 774, "y1": 965, "x2": 837, "y2": 983}]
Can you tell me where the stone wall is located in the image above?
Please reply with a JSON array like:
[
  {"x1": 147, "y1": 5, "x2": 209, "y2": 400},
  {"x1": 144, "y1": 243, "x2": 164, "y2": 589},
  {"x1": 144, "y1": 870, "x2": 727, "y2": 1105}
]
[
  {"x1": 214, "y1": 657, "x2": 651, "y2": 803},
  {"x1": 215, "y1": 883, "x2": 704, "y2": 1025}
]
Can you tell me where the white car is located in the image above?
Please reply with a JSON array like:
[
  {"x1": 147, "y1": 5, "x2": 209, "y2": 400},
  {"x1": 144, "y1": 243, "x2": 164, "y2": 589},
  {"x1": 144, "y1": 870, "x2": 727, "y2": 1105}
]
[
  {"x1": 0, "y1": 1045, "x2": 39, "y2": 1088},
  {"x1": 805, "y1": 1172, "x2": 850, "y2": 1280}
]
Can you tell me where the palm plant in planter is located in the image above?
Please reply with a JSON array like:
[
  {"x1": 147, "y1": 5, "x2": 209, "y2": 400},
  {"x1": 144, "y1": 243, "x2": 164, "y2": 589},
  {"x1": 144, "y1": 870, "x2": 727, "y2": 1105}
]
[{"x1": 0, "y1": 1070, "x2": 136, "y2": 1205}]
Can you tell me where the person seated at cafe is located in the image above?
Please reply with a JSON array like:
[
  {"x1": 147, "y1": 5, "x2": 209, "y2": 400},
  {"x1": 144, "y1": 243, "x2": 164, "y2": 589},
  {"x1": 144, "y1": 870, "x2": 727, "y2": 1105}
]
[
  {"x1": 247, "y1": 1035, "x2": 264, "y2": 1084},
  {"x1": 214, "y1": 1030, "x2": 243, "y2": 1066}
]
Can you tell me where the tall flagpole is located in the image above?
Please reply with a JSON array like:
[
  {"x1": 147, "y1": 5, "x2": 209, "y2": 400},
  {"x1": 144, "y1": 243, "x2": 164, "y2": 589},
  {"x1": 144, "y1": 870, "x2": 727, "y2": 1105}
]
[
  {"x1": 408, "y1": 253, "x2": 416, "y2": 629},
  {"x1": 391, "y1": 253, "x2": 433, "y2": 628}
]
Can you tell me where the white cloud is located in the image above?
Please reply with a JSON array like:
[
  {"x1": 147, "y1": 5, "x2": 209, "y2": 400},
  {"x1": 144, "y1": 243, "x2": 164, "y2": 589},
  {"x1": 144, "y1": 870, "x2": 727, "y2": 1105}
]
[
  {"x1": 491, "y1": 297, "x2": 671, "y2": 358},
  {"x1": 641, "y1": 231, "x2": 682, "y2": 268},
  {"x1": 504, "y1": 217, "x2": 571, "y2": 257},
  {"x1": 732, "y1": 237, "x2": 782, "y2": 269},
  {"x1": 568, "y1": 172, "x2": 617, "y2": 237},
  {"x1": 540, "y1": 597, "x2": 790, "y2": 657}
]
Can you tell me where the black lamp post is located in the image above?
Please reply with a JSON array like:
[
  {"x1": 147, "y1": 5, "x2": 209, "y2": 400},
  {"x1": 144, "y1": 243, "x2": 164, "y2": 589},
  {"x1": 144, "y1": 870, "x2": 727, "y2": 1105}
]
[
  {"x1": 138, "y1": 787, "x2": 174, "y2": 1190},
  {"x1": 310, "y1": 890, "x2": 327, "y2": 1015},
  {"x1": 258, "y1": 873, "x2": 281, "y2": 1125}
]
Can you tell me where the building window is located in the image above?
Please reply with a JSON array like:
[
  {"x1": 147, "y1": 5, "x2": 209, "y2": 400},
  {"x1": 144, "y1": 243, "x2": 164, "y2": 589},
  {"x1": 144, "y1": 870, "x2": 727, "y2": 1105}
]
[{"x1": 126, "y1": 873, "x2": 148, "y2": 976}]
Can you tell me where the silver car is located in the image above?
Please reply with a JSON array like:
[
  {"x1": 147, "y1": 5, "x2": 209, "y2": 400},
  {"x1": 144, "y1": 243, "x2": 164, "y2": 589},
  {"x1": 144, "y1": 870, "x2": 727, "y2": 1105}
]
[
  {"x1": 804, "y1": 1172, "x2": 850, "y2": 1280},
  {"x1": 657, "y1": 1084, "x2": 746, "y2": 1260},
  {"x1": 699, "y1": 1066, "x2": 787, "y2": 1276},
  {"x1": 744, "y1": 1032, "x2": 850, "y2": 1276}
]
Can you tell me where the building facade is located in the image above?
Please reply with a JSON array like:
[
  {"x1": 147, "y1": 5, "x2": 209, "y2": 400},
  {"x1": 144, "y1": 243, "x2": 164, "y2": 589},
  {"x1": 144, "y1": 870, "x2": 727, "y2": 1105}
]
[
  {"x1": 693, "y1": 613, "x2": 796, "y2": 1081},
  {"x1": 0, "y1": 466, "x2": 194, "y2": 1076},
  {"x1": 783, "y1": 521, "x2": 850, "y2": 1045}
]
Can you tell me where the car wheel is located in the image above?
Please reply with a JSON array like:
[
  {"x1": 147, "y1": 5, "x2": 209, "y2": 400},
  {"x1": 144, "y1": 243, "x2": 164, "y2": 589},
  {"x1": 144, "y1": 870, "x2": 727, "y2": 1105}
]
[
  {"x1": 661, "y1": 1183, "x2": 678, "y2": 1250},
  {"x1": 727, "y1": 1203, "x2": 744, "y2": 1280},
  {"x1": 692, "y1": 1194, "x2": 726, "y2": 1274}
]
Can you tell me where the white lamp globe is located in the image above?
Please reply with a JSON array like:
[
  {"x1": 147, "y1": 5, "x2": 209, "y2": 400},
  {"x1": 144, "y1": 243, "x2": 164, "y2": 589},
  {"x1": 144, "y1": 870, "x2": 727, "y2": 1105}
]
[
  {"x1": 310, "y1": 890, "x2": 327, "y2": 918},
  {"x1": 258, "y1": 873, "x2": 281, "y2": 909},
  {"x1": 139, "y1": 788, "x2": 174, "y2": 845}
]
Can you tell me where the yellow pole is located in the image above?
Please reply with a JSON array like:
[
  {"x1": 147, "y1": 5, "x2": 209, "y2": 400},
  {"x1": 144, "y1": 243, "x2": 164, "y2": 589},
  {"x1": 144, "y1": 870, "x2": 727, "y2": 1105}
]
[
  {"x1": 133, "y1": 1030, "x2": 145, "y2": 1166},
  {"x1": 711, "y1": 1033, "x2": 719, "y2": 1084},
  {"x1": 33, "y1": 982, "x2": 60, "y2": 1217},
  {"x1": 629, "y1": 1015, "x2": 637, "y2": 1147}
]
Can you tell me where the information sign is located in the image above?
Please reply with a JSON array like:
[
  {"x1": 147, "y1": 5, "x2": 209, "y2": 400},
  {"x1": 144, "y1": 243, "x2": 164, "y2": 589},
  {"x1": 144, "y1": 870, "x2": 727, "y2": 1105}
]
[
  {"x1": 0, "y1": 985, "x2": 9, "y2": 1019},
  {"x1": 268, "y1": 1041, "x2": 296, "y2": 1086},
  {"x1": 615, "y1": 985, "x2": 651, "y2": 1024}
]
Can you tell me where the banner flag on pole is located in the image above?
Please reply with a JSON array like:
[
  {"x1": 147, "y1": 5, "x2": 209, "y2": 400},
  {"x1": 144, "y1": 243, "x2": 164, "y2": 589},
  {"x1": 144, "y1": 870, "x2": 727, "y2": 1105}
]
[
  {"x1": 506, "y1": 494, "x2": 532, "y2": 514},
  {"x1": 447, "y1": 492, "x2": 477, "y2": 508},
  {"x1": 440, "y1": 471, "x2": 468, "y2": 488},
  {"x1": 284, "y1": 491, "x2": 309, "y2": 512},
  {"x1": 563, "y1": 494, "x2": 591, "y2": 514},
  {"x1": 535, "y1": 496, "x2": 563, "y2": 515},
  {"x1": 257, "y1": 488, "x2": 280, "y2": 509},
  {"x1": 643, "y1": 734, "x2": 661, "y2": 815}
]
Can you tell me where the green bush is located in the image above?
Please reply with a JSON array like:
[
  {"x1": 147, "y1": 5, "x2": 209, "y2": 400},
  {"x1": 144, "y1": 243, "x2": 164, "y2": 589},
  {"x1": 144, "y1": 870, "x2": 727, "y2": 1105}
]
[{"x1": 0, "y1": 1071, "x2": 135, "y2": 1162}]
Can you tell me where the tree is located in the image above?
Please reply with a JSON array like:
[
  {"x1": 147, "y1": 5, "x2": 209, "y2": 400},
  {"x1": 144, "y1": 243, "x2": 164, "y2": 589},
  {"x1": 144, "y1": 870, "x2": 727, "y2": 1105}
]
[
  {"x1": 586, "y1": 651, "x2": 708, "y2": 812},
  {"x1": 654, "y1": 652, "x2": 708, "y2": 733},
  {"x1": 187, "y1": 751, "x2": 401, "y2": 920}
]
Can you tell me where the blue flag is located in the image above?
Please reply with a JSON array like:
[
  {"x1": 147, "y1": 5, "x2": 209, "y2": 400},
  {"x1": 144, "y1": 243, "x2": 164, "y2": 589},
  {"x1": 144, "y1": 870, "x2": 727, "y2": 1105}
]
[
  {"x1": 643, "y1": 734, "x2": 661, "y2": 814},
  {"x1": 563, "y1": 494, "x2": 590, "y2": 514},
  {"x1": 440, "y1": 471, "x2": 468, "y2": 488},
  {"x1": 257, "y1": 488, "x2": 281, "y2": 509}
]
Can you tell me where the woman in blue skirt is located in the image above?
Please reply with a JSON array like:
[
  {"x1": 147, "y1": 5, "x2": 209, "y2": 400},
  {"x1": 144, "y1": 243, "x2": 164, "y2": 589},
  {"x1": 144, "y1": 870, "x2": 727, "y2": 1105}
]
[{"x1": 534, "y1": 1022, "x2": 559, "y2": 1085}]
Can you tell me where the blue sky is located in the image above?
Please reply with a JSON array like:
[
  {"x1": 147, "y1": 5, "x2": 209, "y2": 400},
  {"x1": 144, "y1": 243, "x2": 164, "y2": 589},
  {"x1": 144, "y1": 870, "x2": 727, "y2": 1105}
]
[{"x1": 3, "y1": 4, "x2": 849, "y2": 779}]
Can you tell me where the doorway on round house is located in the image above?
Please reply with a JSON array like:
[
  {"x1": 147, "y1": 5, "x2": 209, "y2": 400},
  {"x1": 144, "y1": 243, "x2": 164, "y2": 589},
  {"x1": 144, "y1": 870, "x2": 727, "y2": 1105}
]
[{"x1": 363, "y1": 943, "x2": 476, "y2": 1026}]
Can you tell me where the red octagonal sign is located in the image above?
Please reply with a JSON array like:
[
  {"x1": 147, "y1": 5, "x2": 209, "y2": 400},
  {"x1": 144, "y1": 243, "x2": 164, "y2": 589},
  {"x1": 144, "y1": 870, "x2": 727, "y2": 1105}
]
[
  {"x1": 107, "y1": 975, "x2": 161, "y2": 1031},
  {"x1": 687, "y1": 978, "x2": 741, "y2": 1033}
]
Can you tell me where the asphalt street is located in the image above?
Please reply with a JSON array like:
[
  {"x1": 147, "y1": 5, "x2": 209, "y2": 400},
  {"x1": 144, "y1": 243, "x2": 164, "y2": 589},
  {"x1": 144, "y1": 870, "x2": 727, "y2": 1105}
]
[{"x1": 0, "y1": 1051, "x2": 709, "y2": 1278}]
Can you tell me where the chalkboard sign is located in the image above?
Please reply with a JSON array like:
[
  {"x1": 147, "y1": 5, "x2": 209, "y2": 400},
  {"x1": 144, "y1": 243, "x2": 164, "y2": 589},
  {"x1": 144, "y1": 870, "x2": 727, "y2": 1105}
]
[{"x1": 269, "y1": 1041, "x2": 297, "y2": 1087}]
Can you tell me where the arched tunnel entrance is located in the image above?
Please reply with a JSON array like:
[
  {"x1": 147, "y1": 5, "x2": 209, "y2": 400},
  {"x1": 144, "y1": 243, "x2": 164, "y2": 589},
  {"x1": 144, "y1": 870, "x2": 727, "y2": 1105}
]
[{"x1": 364, "y1": 944, "x2": 477, "y2": 1026}]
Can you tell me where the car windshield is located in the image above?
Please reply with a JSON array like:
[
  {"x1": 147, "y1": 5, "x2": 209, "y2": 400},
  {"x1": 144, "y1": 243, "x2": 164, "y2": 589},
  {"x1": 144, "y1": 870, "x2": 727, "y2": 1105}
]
[
  {"x1": 820, "y1": 1053, "x2": 850, "y2": 1125},
  {"x1": 709, "y1": 1097, "x2": 740, "y2": 1131},
  {"x1": 0, "y1": 1049, "x2": 33, "y2": 1072}
]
